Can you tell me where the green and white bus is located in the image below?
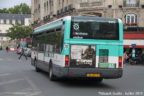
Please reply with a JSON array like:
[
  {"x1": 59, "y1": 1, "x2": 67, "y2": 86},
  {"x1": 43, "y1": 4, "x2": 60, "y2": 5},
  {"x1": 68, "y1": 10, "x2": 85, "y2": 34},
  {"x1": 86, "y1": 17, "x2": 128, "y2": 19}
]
[{"x1": 31, "y1": 16, "x2": 123, "y2": 81}]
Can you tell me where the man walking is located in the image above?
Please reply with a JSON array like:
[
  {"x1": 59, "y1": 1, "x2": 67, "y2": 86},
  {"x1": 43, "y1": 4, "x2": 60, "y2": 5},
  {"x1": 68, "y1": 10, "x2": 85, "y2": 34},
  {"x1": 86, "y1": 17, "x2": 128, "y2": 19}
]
[
  {"x1": 18, "y1": 47, "x2": 27, "y2": 60},
  {"x1": 6, "y1": 46, "x2": 9, "y2": 52}
]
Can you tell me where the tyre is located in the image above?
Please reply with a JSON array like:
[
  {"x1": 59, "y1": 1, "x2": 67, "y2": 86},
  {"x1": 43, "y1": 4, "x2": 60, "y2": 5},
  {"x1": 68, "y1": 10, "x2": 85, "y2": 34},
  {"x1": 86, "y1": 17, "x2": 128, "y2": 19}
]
[
  {"x1": 35, "y1": 60, "x2": 40, "y2": 72},
  {"x1": 49, "y1": 63, "x2": 57, "y2": 81},
  {"x1": 31, "y1": 58, "x2": 35, "y2": 66},
  {"x1": 95, "y1": 78, "x2": 103, "y2": 82}
]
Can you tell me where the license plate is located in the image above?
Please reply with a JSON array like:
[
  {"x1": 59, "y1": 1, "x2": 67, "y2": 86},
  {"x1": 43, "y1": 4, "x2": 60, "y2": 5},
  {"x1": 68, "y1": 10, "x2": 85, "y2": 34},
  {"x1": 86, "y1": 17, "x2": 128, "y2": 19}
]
[{"x1": 86, "y1": 73, "x2": 101, "y2": 77}]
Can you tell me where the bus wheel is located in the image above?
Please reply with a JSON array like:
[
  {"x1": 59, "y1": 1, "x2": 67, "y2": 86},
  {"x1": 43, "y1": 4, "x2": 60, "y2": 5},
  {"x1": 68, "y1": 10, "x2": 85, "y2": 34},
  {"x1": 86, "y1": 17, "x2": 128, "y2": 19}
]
[
  {"x1": 35, "y1": 60, "x2": 40, "y2": 72},
  {"x1": 31, "y1": 58, "x2": 34, "y2": 65},
  {"x1": 95, "y1": 78, "x2": 103, "y2": 83},
  {"x1": 49, "y1": 64, "x2": 57, "y2": 81}
]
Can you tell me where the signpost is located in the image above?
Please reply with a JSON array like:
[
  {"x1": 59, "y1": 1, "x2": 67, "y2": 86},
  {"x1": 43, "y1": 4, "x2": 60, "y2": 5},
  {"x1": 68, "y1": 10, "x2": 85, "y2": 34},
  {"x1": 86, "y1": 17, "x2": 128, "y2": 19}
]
[{"x1": 131, "y1": 44, "x2": 136, "y2": 58}]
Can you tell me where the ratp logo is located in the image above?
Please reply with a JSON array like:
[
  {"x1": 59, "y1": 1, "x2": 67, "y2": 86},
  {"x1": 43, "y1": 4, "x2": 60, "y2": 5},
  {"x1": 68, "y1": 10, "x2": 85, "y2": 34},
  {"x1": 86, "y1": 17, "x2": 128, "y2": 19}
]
[{"x1": 73, "y1": 23, "x2": 79, "y2": 31}]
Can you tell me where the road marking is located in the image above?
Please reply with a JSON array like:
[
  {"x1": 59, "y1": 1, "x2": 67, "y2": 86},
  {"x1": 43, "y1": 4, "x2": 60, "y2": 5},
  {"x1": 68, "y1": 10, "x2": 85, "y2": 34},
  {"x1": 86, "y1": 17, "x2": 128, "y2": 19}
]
[
  {"x1": 27, "y1": 91, "x2": 41, "y2": 96},
  {"x1": 0, "y1": 73, "x2": 11, "y2": 77},
  {"x1": 0, "y1": 91, "x2": 41, "y2": 96},
  {"x1": 25, "y1": 77, "x2": 40, "y2": 91},
  {"x1": 0, "y1": 79, "x2": 24, "y2": 86}
]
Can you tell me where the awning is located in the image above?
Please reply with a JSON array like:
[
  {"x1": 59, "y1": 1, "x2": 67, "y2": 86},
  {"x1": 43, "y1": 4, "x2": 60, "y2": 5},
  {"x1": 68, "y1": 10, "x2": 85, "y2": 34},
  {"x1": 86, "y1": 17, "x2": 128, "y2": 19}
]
[{"x1": 124, "y1": 45, "x2": 144, "y2": 48}]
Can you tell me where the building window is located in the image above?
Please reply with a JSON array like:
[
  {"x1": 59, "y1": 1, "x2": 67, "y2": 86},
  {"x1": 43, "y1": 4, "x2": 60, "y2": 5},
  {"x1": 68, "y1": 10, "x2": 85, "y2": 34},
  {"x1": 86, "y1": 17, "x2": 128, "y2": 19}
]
[
  {"x1": 38, "y1": 4, "x2": 40, "y2": 12},
  {"x1": 18, "y1": 20, "x2": 21, "y2": 24},
  {"x1": 126, "y1": 0, "x2": 137, "y2": 5},
  {"x1": 6, "y1": 19, "x2": 10, "y2": 24},
  {"x1": 47, "y1": 1, "x2": 49, "y2": 6},
  {"x1": 12, "y1": 20, "x2": 16, "y2": 24},
  {"x1": 47, "y1": 1, "x2": 49, "y2": 12},
  {"x1": 125, "y1": 14, "x2": 137, "y2": 25},
  {"x1": 0, "y1": 19, "x2": 4, "y2": 24},
  {"x1": 59, "y1": 0, "x2": 61, "y2": 5},
  {"x1": 28, "y1": 19, "x2": 31, "y2": 24},
  {"x1": 124, "y1": 0, "x2": 139, "y2": 7},
  {"x1": 93, "y1": 0, "x2": 101, "y2": 2},
  {"x1": 83, "y1": 0, "x2": 89, "y2": 2}
]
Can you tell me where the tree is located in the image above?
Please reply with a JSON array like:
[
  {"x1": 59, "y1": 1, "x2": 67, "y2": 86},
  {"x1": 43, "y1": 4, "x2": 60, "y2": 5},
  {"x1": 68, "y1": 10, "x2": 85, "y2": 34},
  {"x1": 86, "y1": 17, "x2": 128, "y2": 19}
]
[
  {"x1": 0, "y1": 8, "x2": 9, "y2": 13},
  {"x1": 0, "y1": 3, "x2": 31, "y2": 14},
  {"x1": 6, "y1": 24, "x2": 33, "y2": 40},
  {"x1": 8, "y1": 5, "x2": 20, "y2": 14},
  {"x1": 8, "y1": 3, "x2": 31, "y2": 14},
  {"x1": 19, "y1": 3, "x2": 31, "y2": 14}
]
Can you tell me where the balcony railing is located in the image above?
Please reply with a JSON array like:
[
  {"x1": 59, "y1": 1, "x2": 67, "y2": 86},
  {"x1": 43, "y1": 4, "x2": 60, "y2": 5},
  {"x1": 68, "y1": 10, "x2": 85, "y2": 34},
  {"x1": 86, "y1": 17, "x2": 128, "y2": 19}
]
[
  {"x1": 124, "y1": 26, "x2": 144, "y2": 32},
  {"x1": 80, "y1": 2, "x2": 103, "y2": 8},
  {"x1": 125, "y1": 23, "x2": 137, "y2": 25},
  {"x1": 123, "y1": 0, "x2": 139, "y2": 7}
]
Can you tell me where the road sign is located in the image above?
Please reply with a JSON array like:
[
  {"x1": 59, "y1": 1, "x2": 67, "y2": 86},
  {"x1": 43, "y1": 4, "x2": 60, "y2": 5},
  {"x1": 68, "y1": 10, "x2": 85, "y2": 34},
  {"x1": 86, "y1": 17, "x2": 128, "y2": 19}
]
[{"x1": 131, "y1": 44, "x2": 136, "y2": 48}]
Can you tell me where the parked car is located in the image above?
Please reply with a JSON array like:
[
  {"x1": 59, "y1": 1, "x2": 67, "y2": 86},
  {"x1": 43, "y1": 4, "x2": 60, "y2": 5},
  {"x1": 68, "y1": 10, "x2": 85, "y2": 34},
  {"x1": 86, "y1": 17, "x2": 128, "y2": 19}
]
[
  {"x1": 17, "y1": 48, "x2": 22, "y2": 54},
  {"x1": 25, "y1": 48, "x2": 31, "y2": 57}
]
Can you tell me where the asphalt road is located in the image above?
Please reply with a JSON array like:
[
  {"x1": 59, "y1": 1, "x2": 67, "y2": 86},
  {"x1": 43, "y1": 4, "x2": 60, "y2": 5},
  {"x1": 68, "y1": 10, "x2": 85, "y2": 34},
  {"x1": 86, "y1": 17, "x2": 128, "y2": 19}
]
[{"x1": 0, "y1": 51, "x2": 144, "y2": 96}]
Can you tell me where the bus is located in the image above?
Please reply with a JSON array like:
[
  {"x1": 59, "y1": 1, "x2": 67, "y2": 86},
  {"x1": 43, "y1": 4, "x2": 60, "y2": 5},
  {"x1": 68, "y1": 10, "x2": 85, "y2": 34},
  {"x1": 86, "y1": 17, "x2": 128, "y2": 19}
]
[{"x1": 31, "y1": 16, "x2": 123, "y2": 81}]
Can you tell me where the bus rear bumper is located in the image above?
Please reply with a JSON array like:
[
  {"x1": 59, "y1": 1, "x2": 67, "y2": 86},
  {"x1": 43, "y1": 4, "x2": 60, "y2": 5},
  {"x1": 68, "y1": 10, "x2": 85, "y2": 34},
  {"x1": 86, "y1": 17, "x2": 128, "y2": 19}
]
[
  {"x1": 54, "y1": 65, "x2": 123, "y2": 79},
  {"x1": 68, "y1": 68, "x2": 123, "y2": 79}
]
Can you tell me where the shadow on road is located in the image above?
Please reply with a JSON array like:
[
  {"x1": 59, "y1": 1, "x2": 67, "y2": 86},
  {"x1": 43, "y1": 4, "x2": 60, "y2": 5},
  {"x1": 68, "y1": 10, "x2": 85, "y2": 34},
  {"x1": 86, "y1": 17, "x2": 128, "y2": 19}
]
[
  {"x1": 37, "y1": 70, "x2": 115, "y2": 89},
  {"x1": 57, "y1": 80, "x2": 115, "y2": 89}
]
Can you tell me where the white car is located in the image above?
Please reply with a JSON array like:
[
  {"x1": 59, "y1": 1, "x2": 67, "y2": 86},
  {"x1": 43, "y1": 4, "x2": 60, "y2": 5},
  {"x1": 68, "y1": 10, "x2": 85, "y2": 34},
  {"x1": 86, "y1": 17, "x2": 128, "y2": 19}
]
[
  {"x1": 25, "y1": 48, "x2": 31, "y2": 57},
  {"x1": 17, "y1": 48, "x2": 22, "y2": 54}
]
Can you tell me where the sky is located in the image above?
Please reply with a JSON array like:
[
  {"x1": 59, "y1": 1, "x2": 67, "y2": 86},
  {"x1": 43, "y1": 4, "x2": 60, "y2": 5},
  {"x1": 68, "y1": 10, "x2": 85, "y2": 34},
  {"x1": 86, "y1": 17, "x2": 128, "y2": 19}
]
[{"x1": 0, "y1": 0, "x2": 31, "y2": 9}]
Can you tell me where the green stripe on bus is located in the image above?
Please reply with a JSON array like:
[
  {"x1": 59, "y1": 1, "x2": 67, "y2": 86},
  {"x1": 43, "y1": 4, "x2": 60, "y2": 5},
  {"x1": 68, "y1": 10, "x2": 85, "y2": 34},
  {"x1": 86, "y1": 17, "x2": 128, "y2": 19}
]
[
  {"x1": 96, "y1": 45, "x2": 120, "y2": 56},
  {"x1": 62, "y1": 19, "x2": 71, "y2": 55},
  {"x1": 68, "y1": 39, "x2": 123, "y2": 45},
  {"x1": 119, "y1": 21, "x2": 123, "y2": 42},
  {"x1": 119, "y1": 21, "x2": 124, "y2": 57}
]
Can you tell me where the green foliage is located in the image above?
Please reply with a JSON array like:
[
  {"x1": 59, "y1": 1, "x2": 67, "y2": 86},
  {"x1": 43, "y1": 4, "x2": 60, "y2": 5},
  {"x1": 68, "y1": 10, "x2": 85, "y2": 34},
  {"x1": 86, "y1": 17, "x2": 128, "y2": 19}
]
[
  {"x1": 0, "y1": 8, "x2": 9, "y2": 13},
  {"x1": 0, "y1": 3, "x2": 31, "y2": 14},
  {"x1": 6, "y1": 24, "x2": 33, "y2": 40}
]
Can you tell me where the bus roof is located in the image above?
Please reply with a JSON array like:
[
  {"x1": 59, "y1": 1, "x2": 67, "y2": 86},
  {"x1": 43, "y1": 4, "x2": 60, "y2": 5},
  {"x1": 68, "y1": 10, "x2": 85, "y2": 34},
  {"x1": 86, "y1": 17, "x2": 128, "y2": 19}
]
[{"x1": 33, "y1": 16, "x2": 71, "y2": 35}]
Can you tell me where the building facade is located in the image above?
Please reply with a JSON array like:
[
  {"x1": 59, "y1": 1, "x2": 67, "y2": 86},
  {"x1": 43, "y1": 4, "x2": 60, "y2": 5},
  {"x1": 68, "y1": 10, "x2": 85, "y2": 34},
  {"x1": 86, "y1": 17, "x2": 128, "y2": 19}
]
[
  {"x1": 31, "y1": 0, "x2": 144, "y2": 55},
  {"x1": 0, "y1": 13, "x2": 31, "y2": 48}
]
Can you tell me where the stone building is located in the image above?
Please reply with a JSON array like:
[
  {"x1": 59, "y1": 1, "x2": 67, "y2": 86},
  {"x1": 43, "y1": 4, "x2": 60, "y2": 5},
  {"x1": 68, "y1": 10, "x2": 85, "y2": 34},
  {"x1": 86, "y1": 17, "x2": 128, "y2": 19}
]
[
  {"x1": 31, "y1": 0, "x2": 144, "y2": 54},
  {"x1": 0, "y1": 13, "x2": 31, "y2": 48}
]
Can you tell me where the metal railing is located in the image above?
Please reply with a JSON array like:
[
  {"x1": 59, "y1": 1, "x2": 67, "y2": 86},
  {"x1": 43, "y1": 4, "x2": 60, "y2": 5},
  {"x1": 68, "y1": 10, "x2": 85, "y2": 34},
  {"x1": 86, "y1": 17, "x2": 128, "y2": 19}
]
[
  {"x1": 123, "y1": 0, "x2": 139, "y2": 7},
  {"x1": 124, "y1": 27, "x2": 144, "y2": 32},
  {"x1": 80, "y1": 2, "x2": 103, "y2": 7}
]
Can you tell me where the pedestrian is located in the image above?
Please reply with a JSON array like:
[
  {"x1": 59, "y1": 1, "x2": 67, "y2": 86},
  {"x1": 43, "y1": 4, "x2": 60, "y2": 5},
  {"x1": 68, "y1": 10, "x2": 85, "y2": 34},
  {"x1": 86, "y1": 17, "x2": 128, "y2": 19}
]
[
  {"x1": 17, "y1": 44, "x2": 20, "y2": 49},
  {"x1": 0, "y1": 46, "x2": 2, "y2": 50},
  {"x1": 6, "y1": 46, "x2": 9, "y2": 52},
  {"x1": 18, "y1": 47, "x2": 27, "y2": 60},
  {"x1": 123, "y1": 51, "x2": 127, "y2": 64}
]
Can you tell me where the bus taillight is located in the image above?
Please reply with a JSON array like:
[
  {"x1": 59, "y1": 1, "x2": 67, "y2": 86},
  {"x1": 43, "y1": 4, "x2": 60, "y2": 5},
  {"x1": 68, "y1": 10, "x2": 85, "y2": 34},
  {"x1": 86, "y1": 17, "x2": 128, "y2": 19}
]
[
  {"x1": 119, "y1": 57, "x2": 122, "y2": 68},
  {"x1": 65, "y1": 55, "x2": 69, "y2": 67}
]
